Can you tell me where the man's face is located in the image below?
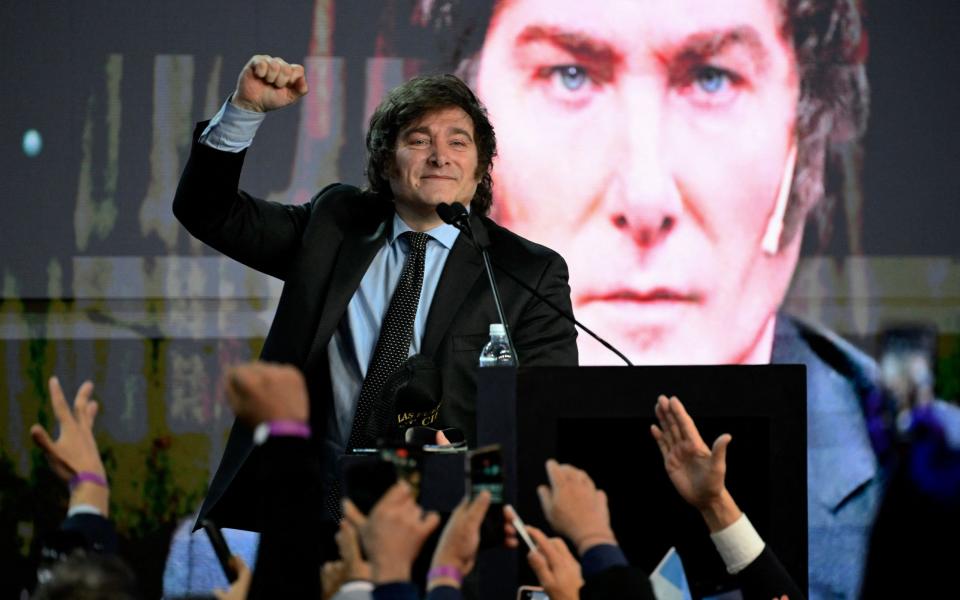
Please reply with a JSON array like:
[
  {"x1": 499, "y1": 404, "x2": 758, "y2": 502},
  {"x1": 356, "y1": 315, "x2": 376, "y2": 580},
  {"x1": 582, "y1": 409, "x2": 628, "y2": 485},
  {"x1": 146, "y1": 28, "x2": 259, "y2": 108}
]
[
  {"x1": 388, "y1": 106, "x2": 481, "y2": 220},
  {"x1": 476, "y1": 0, "x2": 802, "y2": 365}
]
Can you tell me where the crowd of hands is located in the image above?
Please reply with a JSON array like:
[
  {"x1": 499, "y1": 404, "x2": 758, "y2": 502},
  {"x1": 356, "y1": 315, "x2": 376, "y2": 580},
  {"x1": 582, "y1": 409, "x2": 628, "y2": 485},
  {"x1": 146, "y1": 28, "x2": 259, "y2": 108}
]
[{"x1": 30, "y1": 363, "x2": 778, "y2": 600}]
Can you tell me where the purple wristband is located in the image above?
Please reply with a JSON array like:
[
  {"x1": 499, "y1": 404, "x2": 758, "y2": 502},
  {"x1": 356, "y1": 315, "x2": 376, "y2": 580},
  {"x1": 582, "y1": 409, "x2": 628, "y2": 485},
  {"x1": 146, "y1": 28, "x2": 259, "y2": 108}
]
[
  {"x1": 69, "y1": 471, "x2": 108, "y2": 490},
  {"x1": 268, "y1": 420, "x2": 311, "y2": 438},
  {"x1": 254, "y1": 420, "x2": 311, "y2": 445},
  {"x1": 427, "y1": 565, "x2": 463, "y2": 585}
]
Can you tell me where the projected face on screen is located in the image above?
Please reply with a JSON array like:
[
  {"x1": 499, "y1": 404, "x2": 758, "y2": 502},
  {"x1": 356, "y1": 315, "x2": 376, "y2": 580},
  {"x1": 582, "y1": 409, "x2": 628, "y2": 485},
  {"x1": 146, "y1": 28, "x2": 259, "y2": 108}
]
[{"x1": 475, "y1": 0, "x2": 802, "y2": 365}]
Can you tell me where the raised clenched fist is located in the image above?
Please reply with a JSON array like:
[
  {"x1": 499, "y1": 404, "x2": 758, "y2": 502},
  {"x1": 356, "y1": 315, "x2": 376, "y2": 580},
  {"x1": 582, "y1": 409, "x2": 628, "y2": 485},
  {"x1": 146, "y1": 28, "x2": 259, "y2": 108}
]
[{"x1": 231, "y1": 54, "x2": 308, "y2": 113}]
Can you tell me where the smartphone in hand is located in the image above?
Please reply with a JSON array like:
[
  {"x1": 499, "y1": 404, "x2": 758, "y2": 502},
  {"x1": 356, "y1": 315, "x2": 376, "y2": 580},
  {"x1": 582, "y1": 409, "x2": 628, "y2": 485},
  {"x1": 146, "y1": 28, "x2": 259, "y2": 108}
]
[
  {"x1": 467, "y1": 444, "x2": 505, "y2": 546},
  {"x1": 505, "y1": 504, "x2": 537, "y2": 552},
  {"x1": 517, "y1": 585, "x2": 549, "y2": 599},
  {"x1": 342, "y1": 447, "x2": 422, "y2": 514}
]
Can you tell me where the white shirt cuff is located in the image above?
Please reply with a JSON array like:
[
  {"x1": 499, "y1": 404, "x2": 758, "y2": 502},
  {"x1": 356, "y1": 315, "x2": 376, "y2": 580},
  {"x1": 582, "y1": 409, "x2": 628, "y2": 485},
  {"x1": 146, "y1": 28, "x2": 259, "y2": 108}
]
[
  {"x1": 199, "y1": 96, "x2": 266, "y2": 152},
  {"x1": 333, "y1": 580, "x2": 375, "y2": 595},
  {"x1": 67, "y1": 503, "x2": 104, "y2": 518},
  {"x1": 709, "y1": 513, "x2": 765, "y2": 574}
]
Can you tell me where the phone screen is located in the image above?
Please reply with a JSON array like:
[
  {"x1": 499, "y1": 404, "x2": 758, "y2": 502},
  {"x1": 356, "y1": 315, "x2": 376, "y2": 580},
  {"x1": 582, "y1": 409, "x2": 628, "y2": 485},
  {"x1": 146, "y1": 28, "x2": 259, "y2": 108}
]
[
  {"x1": 342, "y1": 447, "x2": 422, "y2": 514},
  {"x1": 468, "y1": 445, "x2": 505, "y2": 546},
  {"x1": 468, "y1": 445, "x2": 504, "y2": 502},
  {"x1": 518, "y1": 588, "x2": 549, "y2": 600}
]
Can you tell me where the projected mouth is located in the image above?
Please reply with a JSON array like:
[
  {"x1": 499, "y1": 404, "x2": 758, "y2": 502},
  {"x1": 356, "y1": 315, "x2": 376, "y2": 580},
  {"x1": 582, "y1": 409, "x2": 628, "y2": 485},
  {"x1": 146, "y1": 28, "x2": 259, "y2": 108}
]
[{"x1": 581, "y1": 288, "x2": 701, "y2": 304}]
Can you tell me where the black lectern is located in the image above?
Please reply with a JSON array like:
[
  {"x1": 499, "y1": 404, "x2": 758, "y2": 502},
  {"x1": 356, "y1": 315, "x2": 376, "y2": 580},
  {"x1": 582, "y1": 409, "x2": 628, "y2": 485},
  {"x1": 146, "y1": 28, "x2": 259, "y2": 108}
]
[{"x1": 476, "y1": 366, "x2": 807, "y2": 600}]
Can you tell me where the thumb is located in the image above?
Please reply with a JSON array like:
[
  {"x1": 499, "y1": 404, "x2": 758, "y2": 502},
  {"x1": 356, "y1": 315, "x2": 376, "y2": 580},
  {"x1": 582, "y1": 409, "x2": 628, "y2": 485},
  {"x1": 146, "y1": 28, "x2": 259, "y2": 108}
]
[
  {"x1": 712, "y1": 433, "x2": 732, "y2": 468},
  {"x1": 536, "y1": 484, "x2": 552, "y2": 514},
  {"x1": 30, "y1": 424, "x2": 56, "y2": 455}
]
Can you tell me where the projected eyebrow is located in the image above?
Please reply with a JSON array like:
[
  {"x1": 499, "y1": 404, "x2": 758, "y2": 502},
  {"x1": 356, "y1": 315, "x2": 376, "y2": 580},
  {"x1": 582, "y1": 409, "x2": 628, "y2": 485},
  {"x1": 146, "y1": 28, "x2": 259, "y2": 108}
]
[
  {"x1": 667, "y1": 26, "x2": 770, "y2": 74},
  {"x1": 515, "y1": 25, "x2": 624, "y2": 82}
]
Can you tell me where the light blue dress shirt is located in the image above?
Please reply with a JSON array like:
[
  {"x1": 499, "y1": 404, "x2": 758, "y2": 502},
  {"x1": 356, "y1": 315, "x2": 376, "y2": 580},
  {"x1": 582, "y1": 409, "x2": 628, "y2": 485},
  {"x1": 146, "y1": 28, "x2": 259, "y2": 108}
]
[{"x1": 200, "y1": 99, "x2": 460, "y2": 451}]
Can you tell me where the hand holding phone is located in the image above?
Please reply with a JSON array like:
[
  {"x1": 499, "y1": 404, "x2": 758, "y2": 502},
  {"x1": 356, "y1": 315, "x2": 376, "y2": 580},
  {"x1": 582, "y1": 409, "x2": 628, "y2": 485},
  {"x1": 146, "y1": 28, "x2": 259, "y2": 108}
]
[
  {"x1": 342, "y1": 447, "x2": 422, "y2": 514},
  {"x1": 201, "y1": 518, "x2": 238, "y2": 583},
  {"x1": 467, "y1": 445, "x2": 505, "y2": 547},
  {"x1": 505, "y1": 504, "x2": 537, "y2": 552},
  {"x1": 517, "y1": 585, "x2": 549, "y2": 599}
]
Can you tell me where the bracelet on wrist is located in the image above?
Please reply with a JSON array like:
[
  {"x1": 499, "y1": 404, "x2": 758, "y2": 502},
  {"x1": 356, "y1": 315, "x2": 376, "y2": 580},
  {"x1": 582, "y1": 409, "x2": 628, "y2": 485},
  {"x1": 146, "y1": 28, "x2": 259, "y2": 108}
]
[
  {"x1": 427, "y1": 565, "x2": 463, "y2": 586},
  {"x1": 69, "y1": 471, "x2": 108, "y2": 490},
  {"x1": 253, "y1": 420, "x2": 311, "y2": 445}
]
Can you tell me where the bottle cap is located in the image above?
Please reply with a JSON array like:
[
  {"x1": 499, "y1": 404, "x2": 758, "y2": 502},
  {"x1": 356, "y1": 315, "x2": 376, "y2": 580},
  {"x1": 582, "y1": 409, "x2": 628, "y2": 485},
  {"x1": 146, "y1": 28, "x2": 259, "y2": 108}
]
[{"x1": 489, "y1": 323, "x2": 506, "y2": 336}]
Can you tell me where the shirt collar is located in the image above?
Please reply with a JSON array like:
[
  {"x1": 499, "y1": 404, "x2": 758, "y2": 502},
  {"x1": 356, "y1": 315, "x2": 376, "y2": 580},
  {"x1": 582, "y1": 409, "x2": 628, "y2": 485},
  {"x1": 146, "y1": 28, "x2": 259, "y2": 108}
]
[{"x1": 389, "y1": 211, "x2": 461, "y2": 250}]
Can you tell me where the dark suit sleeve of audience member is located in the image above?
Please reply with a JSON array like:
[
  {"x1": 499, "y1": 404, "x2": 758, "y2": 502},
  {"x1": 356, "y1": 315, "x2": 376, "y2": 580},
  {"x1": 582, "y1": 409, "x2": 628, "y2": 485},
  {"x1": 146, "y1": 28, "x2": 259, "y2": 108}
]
[
  {"x1": 246, "y1": 437, "x2": 323, "y2": 599},
  {"x1": 373, "y1": 582, "x2": 424, "y2": 600},
  {"x1": 736, "y1": 546, "x2": 806, "y2": 600},
  {"x1": 425, "y1": 586, "x2": 462, "y2": 600},
  {"x1": 580, "y1": 566, "x2": 656, "y2": 600},
  {"x1": 579, "y1": 544, "x2": 655, "y2": 600},
  {"x1": 172, "y1": 121, "x2": 313, "y2": 281},
  {"x1": 53, "y1": 513, "x2": 119, "y2": 555},
  {"x1": 512, "y1": 251, "x2": 578, "y2": 366}
]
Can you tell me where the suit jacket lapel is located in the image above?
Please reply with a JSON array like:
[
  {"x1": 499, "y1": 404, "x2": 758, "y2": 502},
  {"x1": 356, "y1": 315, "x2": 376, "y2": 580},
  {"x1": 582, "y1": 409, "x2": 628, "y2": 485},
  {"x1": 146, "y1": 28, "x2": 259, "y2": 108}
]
[
  {"x1": 772, "y1": 316, "x2": 879, "y2": 511},
  {"x1": 421, "y1": 215, "x2": 485, "y2": 357},
  {"x1": 306, "y1": 218, "x2": 389, "y2": 366}
]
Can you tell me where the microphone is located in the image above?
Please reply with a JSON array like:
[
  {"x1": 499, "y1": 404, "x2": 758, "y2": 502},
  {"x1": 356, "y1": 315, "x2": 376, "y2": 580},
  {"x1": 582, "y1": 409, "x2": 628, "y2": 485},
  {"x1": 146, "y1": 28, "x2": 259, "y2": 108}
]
[
  {"x1": 437, "y1": 202, "x2": 518, "y2": 365},
  {"x1": 436, "y1": 203, "x2": 633, "y2": 367},
  {"x1": 375, "y1": 354, "x2": 467, "y2": 447},
  {"x1": 366, "y1": 354, "x2": 442, "y2": 444},
  {"x1": 435, "y1": 202, "x2": 471, "y2": 232}
]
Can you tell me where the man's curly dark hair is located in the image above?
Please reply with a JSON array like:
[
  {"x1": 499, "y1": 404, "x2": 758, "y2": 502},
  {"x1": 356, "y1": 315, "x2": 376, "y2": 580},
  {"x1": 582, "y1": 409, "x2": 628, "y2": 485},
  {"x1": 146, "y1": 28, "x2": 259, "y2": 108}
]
[
  {"x1": 365, "y1": 73, "x2": 497, "y2": 216},
  {"x1": 411, "y1": 0, "x2": 869, "y2": 249},
  {"x1": 780, "y1": 0, "x2": 869, "y2": 249}
]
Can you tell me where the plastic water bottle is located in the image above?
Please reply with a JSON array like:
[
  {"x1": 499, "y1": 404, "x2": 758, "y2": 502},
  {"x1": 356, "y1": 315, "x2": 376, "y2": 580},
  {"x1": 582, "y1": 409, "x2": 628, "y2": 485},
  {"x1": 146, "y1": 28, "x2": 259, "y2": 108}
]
[{"x1": 479, "y1": 323, "x2": 516, "y2": 367}]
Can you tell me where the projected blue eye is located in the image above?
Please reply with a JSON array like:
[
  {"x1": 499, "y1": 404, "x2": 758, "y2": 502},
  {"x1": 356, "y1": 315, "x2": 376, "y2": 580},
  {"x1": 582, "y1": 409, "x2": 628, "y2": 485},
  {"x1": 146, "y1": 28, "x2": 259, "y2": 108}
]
[
  {"x1": 694, "y1": 67, "x2": 729, "y2": 94},
  {"x1": 553, "y1": 65, "x2": 588, "y2": 91}
]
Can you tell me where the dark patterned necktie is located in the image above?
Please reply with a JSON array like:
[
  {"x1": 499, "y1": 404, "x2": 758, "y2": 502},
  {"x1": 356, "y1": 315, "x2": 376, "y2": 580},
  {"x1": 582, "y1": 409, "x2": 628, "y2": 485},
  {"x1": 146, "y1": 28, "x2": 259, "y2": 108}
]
[{"x1": 347, "y1": 231, "x2": 430, "y2": 449}]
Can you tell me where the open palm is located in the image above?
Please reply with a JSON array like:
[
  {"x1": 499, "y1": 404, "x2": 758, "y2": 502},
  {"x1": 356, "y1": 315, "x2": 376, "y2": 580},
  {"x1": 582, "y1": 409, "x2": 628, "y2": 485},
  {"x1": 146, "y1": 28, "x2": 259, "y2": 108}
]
[{"x1": 650, "y1": 395, "x2": 731, "y2": 510}]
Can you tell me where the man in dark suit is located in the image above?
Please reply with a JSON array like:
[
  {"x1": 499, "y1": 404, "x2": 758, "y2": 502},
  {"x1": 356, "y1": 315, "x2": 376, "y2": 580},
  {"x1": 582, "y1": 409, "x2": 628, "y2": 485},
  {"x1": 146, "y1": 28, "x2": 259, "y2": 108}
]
[{"x1": 173, "y1": 55, "x2": 578, "y2": 533}]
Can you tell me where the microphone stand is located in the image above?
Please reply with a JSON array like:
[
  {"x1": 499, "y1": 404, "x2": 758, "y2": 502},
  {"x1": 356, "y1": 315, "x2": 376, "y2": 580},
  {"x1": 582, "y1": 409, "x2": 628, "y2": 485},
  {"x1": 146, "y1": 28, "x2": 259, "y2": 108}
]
[
  {"x1": 479, "y1": 248, "x2": 518, "y2": 363},
  {"x1": 437, "y1": 203, "x2": 519, "y2": 366},
  {"x1": 436, "y1": 202, "x2": 633, "y2": 367},
  {"x1": 487, "y1": 258, "x2": 633, "y2": 366}
]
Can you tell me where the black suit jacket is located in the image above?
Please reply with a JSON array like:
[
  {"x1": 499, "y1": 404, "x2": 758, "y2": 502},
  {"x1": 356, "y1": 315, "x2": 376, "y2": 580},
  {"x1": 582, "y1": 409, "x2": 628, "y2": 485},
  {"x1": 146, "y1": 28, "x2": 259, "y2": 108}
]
[
  {"x1": 579, "y1": 546, "x2": 803, "y2": 600},
  {"x1": 174, "y1": 123, "x2": 578, "y2": 531}
]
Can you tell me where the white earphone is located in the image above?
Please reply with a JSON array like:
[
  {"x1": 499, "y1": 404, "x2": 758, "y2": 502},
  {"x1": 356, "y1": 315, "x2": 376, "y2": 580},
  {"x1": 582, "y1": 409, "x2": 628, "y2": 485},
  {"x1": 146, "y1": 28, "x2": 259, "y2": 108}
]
[{"x1": 761, "y1": 142, "x2": 798, "y2": 255}]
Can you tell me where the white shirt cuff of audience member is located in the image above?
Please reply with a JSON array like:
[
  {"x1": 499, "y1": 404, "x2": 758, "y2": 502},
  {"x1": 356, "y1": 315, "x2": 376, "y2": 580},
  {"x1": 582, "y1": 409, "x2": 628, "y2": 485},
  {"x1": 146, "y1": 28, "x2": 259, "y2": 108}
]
[
  {"x1": 709, "y1": 513, "x2": 765, "y2": 574},
  {"x1": 67, "y1": 504, "x2": 104, "y2": 518},
  {"x1": 330, "y1": 580, "x2": 375, "y2": 599},
  {"x1": 199, "y1": 97, "x2": 266, "y2": 152}
]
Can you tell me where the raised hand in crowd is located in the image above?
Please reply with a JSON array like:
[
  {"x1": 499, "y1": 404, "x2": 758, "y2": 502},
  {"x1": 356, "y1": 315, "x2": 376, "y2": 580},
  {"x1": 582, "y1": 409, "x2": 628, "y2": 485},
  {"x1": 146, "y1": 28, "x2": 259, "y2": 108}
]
[
  {"x1": 222, "y1": 361, "x2": 323, "y2": 599},
  {"x1": 320, "y1": 520, "x2": 372, "y2": 600},
  {"x1": 30, "y1": 376, "x2": 109, "y2": 515},
  {"x1": 652, "y1": 395, "x2": 806, "y2": 599},
  {"x1": 231, "y1": 54, "x2": 308, "y2": 113},
  {"x1": 524, "y1": 526, "x2": 583, "y2": 600},
  {"x1": 536, "y1": 459, "x2": 617, "y2": 556},
  {"x1": 427, "y1": 490, "x2": 492, "y2": 591},
  {"x1": 225, "y1": 361, "x2": 309, "y2": 427},
  {"x1": 342, "y1": 480, "x2": 441, "y2": 584},
  {"x1": 650, "y1": 394, "x2": 741, "y2": 532}
]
